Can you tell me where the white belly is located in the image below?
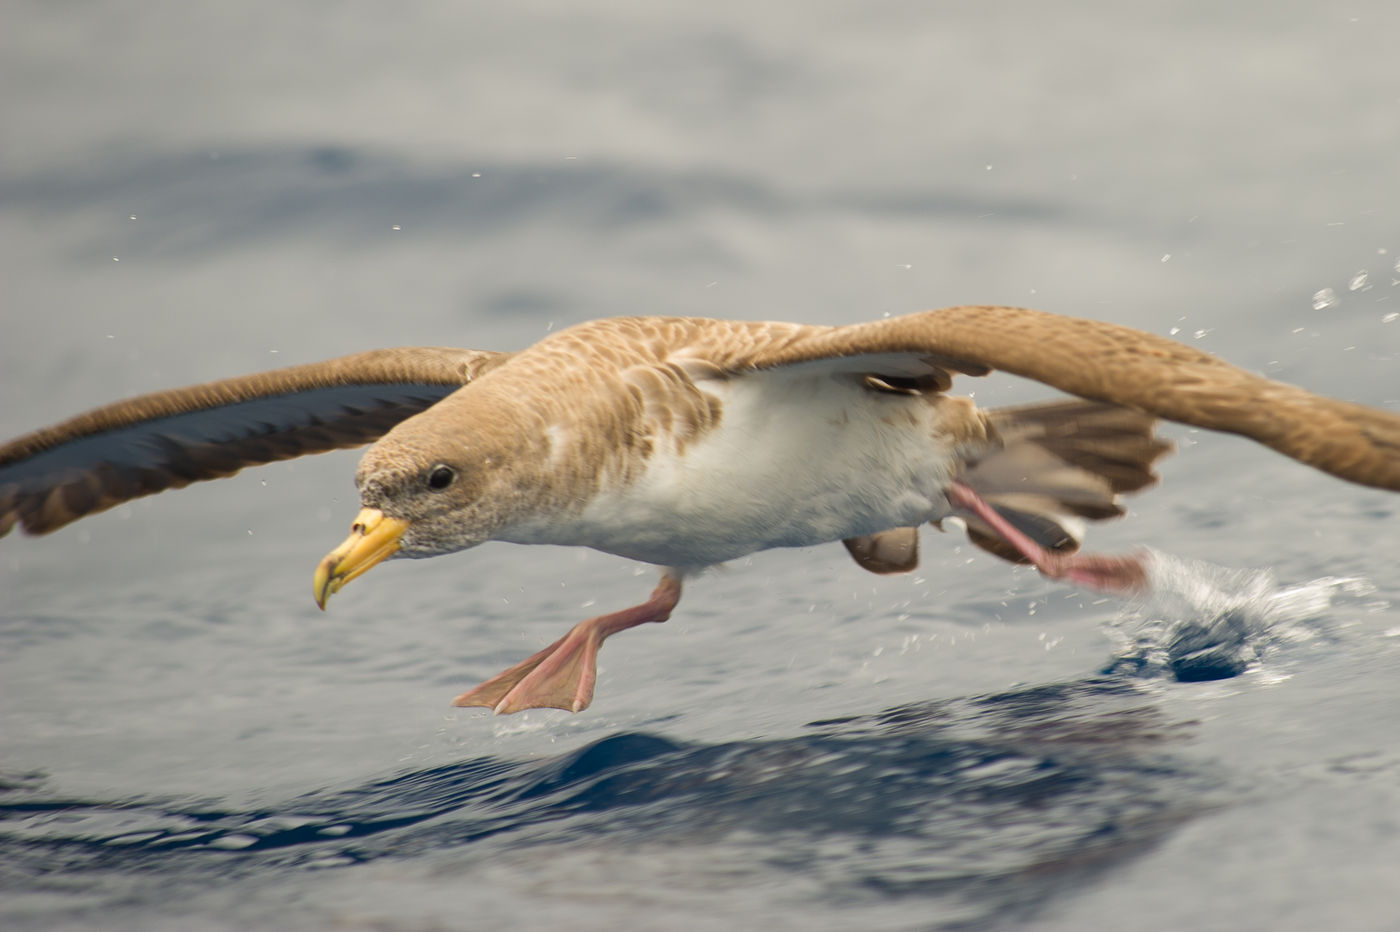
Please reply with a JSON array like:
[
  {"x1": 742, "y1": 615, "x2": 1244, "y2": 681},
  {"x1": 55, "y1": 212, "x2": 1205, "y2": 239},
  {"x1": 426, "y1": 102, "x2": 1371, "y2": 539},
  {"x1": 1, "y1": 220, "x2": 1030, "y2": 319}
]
[{"x1": 500, "y1": 371, "x2": 963, "y2": 567}]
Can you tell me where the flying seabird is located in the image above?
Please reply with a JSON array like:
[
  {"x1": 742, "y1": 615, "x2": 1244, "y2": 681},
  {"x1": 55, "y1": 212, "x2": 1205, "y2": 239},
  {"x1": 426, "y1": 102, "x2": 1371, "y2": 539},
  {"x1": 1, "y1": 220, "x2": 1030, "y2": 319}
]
[{"x1": 3, "y1": 306, "x2": 1397, "y2": 713}]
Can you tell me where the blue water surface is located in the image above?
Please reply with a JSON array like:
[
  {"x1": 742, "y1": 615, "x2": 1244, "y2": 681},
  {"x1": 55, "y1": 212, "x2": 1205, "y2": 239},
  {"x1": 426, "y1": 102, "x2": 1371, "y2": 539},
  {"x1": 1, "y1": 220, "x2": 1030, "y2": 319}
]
[{"x1": 3, "y1": 2, "x2": 1399, "y2": 929}]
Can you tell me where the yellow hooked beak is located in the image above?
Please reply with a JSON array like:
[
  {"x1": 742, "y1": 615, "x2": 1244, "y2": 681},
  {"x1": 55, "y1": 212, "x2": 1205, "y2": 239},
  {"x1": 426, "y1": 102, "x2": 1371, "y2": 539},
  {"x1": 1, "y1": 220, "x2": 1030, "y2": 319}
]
[{"x1": 313, "y1": 507, "x2": 410, "y2": 609}]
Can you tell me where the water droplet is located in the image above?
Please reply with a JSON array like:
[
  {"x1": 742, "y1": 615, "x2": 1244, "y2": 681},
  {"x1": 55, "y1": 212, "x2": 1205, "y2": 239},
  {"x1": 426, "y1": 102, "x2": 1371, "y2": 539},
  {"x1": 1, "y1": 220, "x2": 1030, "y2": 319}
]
[
  {"x1": 1348, "y1": 270, "x2": 1370, "y2": 291},
  {"x1": 1161, "y1": 254, "x2": 1171, "y2": 263},
  {"x1": 1383, "y1": 312, "x2": 1399, "y2": 324},
  {"x1": 1312, "y1": 288, "x2": 1339, "y2": 311},
  {"x1": 390, "y1": 224, "x2": 402, "y2": 231},
  {"x1": 1193, "y1": 328, "x2": 1211, "y2": 340},
  {"x1": 1169, "y1": 327, "x2": 1181, "y2": 335},
  {"x1": 1394, "y1": 257, "x2": 1400, "y2": 274}
]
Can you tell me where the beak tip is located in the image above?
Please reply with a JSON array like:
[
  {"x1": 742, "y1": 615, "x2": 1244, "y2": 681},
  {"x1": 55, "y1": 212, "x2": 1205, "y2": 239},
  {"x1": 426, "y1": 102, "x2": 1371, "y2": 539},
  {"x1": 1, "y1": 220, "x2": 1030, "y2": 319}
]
[
  {"x1": 311, "y1": 508, "x2": 407, "y2": 613},
  {"x1": 312, "y1": 566, "x2": 333, "y2": 610}
]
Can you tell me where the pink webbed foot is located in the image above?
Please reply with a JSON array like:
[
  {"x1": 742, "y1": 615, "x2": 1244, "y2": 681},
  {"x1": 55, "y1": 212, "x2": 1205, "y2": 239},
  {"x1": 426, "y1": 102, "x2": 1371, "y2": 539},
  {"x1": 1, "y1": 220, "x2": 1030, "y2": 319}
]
[
  {"x1": 1045, "y1": 549, "x2": 1148, "y2": 593},
  {"x1": 946, "y1": 481, "x2": 1149, "y2": 595},
  {"x1": 451, "y1": 574, "x2": 683, "y2": 714}
]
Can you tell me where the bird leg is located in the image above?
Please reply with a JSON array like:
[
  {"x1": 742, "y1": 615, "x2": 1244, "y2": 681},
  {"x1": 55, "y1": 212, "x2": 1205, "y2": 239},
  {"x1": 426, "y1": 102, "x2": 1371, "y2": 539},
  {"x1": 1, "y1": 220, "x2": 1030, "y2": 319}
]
[
  {"x1": 945, "y1": 481, "x2": 1148, "y2": 594},
  {"x1": 451, "y1": 573, "x2": 684, "y2": 715}
]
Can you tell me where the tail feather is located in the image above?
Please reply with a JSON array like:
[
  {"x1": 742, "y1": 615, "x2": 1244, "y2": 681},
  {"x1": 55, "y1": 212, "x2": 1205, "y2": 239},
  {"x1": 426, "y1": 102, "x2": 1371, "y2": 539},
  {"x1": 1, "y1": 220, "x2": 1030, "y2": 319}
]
[{"x1": 956, "y1": 400, "x2": 1172, "y2": 564}]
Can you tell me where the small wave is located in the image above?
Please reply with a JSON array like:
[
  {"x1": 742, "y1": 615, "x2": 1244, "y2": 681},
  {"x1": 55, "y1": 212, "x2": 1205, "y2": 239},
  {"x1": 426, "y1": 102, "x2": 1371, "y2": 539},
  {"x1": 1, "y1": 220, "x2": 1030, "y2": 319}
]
[{"x1": 1, "y1": 680, "x2": 1208, "y2": 930}]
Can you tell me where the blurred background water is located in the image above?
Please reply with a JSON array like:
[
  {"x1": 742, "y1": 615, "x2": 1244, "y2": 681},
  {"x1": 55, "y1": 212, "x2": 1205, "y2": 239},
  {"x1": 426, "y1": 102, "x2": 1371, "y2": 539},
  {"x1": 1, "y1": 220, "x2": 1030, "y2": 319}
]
[{"x1": 2, "y1": 2, "x2": 1398, "y2": 929}]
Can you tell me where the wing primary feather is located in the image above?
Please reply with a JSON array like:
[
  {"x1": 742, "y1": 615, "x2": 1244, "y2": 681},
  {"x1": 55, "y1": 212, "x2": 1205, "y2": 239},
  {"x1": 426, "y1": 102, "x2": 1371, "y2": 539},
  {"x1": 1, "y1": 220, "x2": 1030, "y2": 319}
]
[
  {"x1": 741, "y1": 306, "x2": 1400, "y2": 492},
  {"x1": 0, "y1": 347, "x2": 507, "y2": 536}
]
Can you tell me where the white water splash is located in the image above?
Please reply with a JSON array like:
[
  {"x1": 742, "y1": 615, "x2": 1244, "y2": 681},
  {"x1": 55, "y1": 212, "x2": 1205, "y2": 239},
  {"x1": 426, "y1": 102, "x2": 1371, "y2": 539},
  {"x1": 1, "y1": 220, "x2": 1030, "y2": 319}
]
[{"x1": 1102, "y1": 550, "x2": 1374, "y2": 682}]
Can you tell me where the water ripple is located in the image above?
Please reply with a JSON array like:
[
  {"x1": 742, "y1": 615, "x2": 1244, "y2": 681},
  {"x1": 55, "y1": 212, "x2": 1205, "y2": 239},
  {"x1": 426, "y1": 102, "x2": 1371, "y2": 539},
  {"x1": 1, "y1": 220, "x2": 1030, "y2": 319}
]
[{"x1": 1, "y1": 679, "x2": 1207, "y2": 929}]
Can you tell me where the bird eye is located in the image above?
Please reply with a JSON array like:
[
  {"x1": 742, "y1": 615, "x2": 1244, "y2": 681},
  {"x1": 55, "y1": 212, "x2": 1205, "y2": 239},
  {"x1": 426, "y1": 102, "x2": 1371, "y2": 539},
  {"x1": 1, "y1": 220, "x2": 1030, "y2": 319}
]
[{"x1": 427, "y1": 465, "x2": 456, "y2": 491}]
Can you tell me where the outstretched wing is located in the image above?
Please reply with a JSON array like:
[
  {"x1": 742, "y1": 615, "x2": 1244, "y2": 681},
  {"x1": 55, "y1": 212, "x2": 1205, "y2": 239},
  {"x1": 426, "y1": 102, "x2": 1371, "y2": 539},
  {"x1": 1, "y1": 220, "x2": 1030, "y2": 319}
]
[
  {"x1": 693, "y1": 305, "x2": 1400, "y2": 492},
  {"x1": 0, "y1": 347, "x2": 508, "y2": 536}
]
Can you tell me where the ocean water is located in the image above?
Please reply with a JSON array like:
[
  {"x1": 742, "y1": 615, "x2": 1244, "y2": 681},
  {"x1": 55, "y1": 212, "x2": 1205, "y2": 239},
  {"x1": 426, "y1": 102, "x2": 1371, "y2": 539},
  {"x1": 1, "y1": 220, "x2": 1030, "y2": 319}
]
[{"x1": 3, "y1": 2, "x2": 1399, "y2": 929}]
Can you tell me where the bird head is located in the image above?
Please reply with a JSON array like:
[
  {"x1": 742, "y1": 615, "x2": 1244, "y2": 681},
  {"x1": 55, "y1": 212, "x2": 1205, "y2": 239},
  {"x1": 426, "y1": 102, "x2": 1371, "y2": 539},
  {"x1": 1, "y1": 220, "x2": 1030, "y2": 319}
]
[{"x1": 312, "y1": 402, "x2": 528, "y2": 609}]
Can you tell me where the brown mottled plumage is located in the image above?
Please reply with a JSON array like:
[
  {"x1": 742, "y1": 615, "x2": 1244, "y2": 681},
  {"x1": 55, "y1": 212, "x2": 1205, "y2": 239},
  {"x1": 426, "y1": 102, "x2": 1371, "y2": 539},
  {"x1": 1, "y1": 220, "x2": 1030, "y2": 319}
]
[{"x1": 3, "y1": 306, "x2": 1397, "y2": 713}]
